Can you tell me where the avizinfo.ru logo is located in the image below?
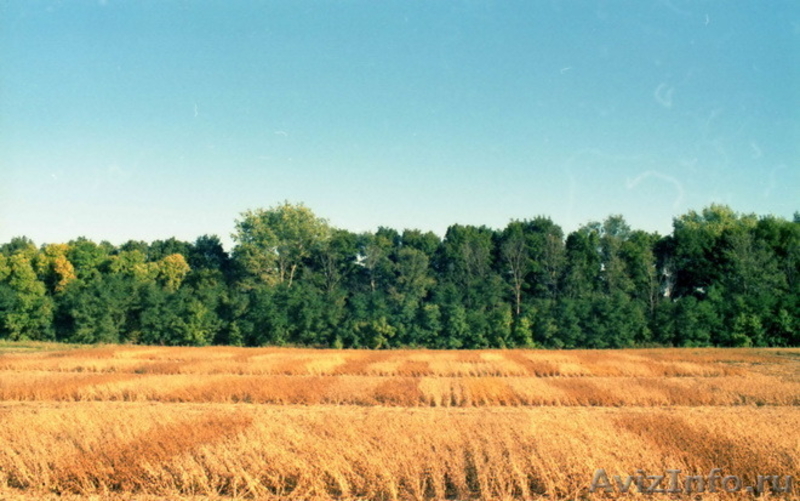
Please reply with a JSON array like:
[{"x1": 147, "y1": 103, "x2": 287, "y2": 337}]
[{"x1": 589, "y1": 468, "x2": 793, "y2": 495}]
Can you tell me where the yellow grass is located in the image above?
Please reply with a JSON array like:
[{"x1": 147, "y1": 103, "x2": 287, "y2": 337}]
[{"x1": 0, "y1": 344, "x2": 797, "y2": 500}]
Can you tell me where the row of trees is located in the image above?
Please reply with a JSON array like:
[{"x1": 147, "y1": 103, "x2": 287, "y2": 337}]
[{"x1": 1, "y1": 203, "x2": 797, "y2": 348}]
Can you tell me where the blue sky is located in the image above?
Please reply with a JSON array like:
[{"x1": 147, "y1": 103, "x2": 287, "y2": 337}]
[{"x1": 2, "y1": 1, "x2": 798, "y2": 249}]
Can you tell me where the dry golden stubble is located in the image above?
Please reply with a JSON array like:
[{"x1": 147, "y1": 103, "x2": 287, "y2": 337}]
[
  {"x1": 1, "y1": 345, "x2": 798, "y2": 500},
  {"x1": 0, "y1": 403, "x2": 797, "y2": 500}
]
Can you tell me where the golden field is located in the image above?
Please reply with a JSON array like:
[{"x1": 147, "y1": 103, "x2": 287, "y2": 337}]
[{"x1": 0, "y1": 343, "x2": 797, "y2": 500}]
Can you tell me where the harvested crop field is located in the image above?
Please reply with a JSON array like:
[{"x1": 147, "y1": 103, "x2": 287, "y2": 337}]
[{"x1": 0, "y1": 344, "x2": 798, "y2": 500}]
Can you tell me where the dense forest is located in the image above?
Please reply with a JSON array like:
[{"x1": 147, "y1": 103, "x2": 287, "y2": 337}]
[{"x1": 1, "y1": 203, "x2": 798, "y2": 348}]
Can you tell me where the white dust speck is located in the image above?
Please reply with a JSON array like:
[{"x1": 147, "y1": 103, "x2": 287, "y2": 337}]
[
  {"x1": 750, "y1": 142, "x2": 763, "y2": 160},
  {"x1": 654, "y1": 83, "x2": 674, "y2": 108},
  {"x1": 626, "y1": 170, "x2": 685, "y2": 209}
]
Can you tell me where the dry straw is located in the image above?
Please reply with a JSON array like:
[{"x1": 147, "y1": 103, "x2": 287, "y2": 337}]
[{"x1": 0, "y1": 344, "x2": 797, "y2": 500}]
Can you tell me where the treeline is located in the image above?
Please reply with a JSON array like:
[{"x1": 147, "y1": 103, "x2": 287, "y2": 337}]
[{"x1": 1, "y1": 203, "x2": 798, "y2": 348}]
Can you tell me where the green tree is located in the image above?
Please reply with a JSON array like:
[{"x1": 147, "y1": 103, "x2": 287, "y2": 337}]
[
  {"x1": 498, "y1": 221, "x2": 530, "y2": 317},
  {"x1": 233, "y1": 202, "x2": 330, "y2": 288},
  {"x1": 0, "y1": 237, "x2": 37, "y2": 258},
  {"x1": 183, "y1": 262, "x2": 231, "y2": 345},
  {"x1": 438, "y1": 224, "x2": 500, "y2": 307},
  {"x1": 57, "y1": 273, "x2": 136, "y2": 344},
  {"x1": 148, "y1": 238, "x2": 192, "y2": 262},
  {"x1": 0, "y1": 253, "x2": 54, "y2": 340},
  {"x1": 524, "y1": 217, "x2": 566, "y2": 300},
  {"x1": 34, "y1": 243, "x2": 77, "y2": 294},
  {"x1": 389, "y1": 247, "x2": 435, "y2": 344},
  {"x1": 416, "y1": 303, "x2": 443, "y2": 347},
  {"x1": 355, "y1": 228, "x2": 397, "y2": 294},
  {"x1": 310, "y1": 228, "x2": 359, "y2": 296},
  {"x1": 139, "y1": 285, "x2": 217, "y2": 346},
  {"x1": 432, "y1": 284, "x2": 468, "y2": 349},
  {"x1": 671, "y1": 204, "x2": 754, "y2": 297},
  {"x1": 720, "y1": 225, "x2": 785, "y2": 300},
  {"x1": 672, "y1": 295, "x2": 718, "y2": 347},
  {"x1": 66, "y1": 237, "x2": 114, "y2": 280},
  {"x1": 107, "y1": 249, "x2": 159, "y2": 283},
  {"x1": 598, "y1": 215, "x2": 634, "y2": 295},
  {"x1": 622, "y1": 231, "x2": 662, "y2": 318},
  {"x1": 401, "y1": 229, "x2": 441, "y2": 261},
  {"x1": 563, "y1": 227, "x2": 601, "y2": 299},
  {"x1": 156, "y1": 253, "x2": 191, "y2": 292},
  {"x1": 188, "y1": 235, "x2": 232, "y2": 278}
]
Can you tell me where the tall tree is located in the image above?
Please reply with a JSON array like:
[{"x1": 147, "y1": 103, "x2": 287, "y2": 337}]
[
  {"x1": 66, "y1": 237, "x2": 114, "y2": 280},
  {"x1": 0, "y1": 237, "x2": 37, "y2": 258},
  {"x1": 498, "y1": 222, "x2": 529, "y2": 317},
  {"x1": 155, "y1": 254, "x2": 192, "y2": 293},
  {"x1": 517, "y1": 217, "x2": 566, "y2": 300},
  {"x1": 438, "y1": 224, "x2": 497, "y2": 305},
  {"x1": 37, "y1": 244, "x2": 77, "y2": 294},
  {"x1": 355, "y1": 228, "x2": 397, "y2": 294},
  {"x1": 148, "y1": 238, "x2": 192, "y2": 262},
  {"x1": 0, "y1": 253, "x2": 54, "y2": 340},
  {"x1": 389, "y1": 247, "x2": 436, "y2": 345},
  {"x1": 233, "y1": 202, "x2": 330, "y2": 288},
  {"x1": 188, "y1": 235, "x2": 232, "y2": 277},
  {"x1": 597, "y1": 215, "x2": 634, "y2": 295},
  {"x1": 670, "y1": 204, "x2": 752, "y2": 298},
  {"x1": 563, "y1": 227, "x2": 601, "y2": 299},
  {"x1": 310, "y1": 228, "x2": 358, "y2": 296}
]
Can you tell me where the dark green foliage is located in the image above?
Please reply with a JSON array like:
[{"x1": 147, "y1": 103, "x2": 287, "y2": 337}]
[
  {"x1": 1, "y1": 204, "x2": 797, "y2": 348},
  {"x1": 139, "y1": 285, "x2": 218, "y2": 346},
  {"x1": 148, "y1": 238, "x2": 192, "y2": 262},
  {"x1": 56, "y1": 274, "x2": 137, "y2": 344}
]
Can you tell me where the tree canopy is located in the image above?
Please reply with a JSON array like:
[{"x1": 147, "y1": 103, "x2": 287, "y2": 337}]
[{"x1": 1, "y1": 203, "x2": 797, "y2": 348}]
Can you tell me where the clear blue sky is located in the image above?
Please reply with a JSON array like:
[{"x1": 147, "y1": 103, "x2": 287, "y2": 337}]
[{"x1": 2, "y1": 1, "x2": 798, "y2": 249}]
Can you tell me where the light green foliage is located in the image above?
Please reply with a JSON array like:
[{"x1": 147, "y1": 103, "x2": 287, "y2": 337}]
[
  {"x1": 356, "y1": 228, "x2": 396, "y2": 293},
  {"x1": 488, "y1": 303, "x2": 514, "y2": 347},
  {"x1": 512, "y1": 314, "x2": 533, "y2": 348},
  {"x1": 441, "y1": 302, "x2": 467, "y2": 349},
  {"x1": 157, "y1": 253, "x2": 191, "y2": 292},
  {"x1": 108, "y1": 250, "x2": 159, "y2": 283},
  {"x1": 234, "y1": 202, "x2": 330, "y2": 287},
  {"x1": 1, "y1": 237, "x2": 37, "y2": 259},
  {"x1": 354, "y1": 316, "x2": 396, "y2": 349},
  {"x1": 0, "y1": 253, "x2": 54, "y2": 340},
  {"x1": 0, "y1": 255, "x2": 9, "y2": 282},
  {"x1": 36, "y1": 244, "x2": 77, "y2": 294},
  {"x1": 674, "y1": 204, "x2": 756, "y2": 234}
]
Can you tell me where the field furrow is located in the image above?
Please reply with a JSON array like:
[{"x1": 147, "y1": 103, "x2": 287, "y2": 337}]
[{"x1": 0, "y1": 344, "x2": 797, "y2": 500}]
